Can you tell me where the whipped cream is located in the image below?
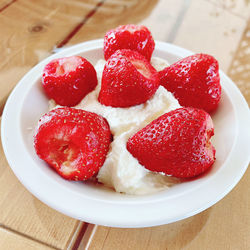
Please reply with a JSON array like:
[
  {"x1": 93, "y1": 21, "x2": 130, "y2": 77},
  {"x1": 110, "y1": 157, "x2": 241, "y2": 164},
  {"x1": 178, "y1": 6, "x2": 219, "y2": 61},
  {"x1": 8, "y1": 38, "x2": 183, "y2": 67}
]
[
  {"x1": 78, "y1": 58, "x2": 180, "y2": 195},
  {"x1": 51, "y1": 57, "x2": 181, "y2": 195}
]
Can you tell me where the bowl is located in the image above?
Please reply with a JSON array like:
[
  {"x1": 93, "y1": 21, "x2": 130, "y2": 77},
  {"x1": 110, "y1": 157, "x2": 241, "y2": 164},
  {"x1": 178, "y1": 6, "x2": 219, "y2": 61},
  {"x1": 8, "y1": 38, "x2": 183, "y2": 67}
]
[{"x1": 1, "y1": 40, "x2": 250, "y2": 228}]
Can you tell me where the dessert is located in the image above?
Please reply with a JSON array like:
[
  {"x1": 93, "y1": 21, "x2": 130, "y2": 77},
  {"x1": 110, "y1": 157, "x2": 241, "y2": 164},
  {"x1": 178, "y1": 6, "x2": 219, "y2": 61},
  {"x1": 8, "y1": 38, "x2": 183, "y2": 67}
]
[
  {"x1": 75, "y1": 59, "x2": 180, "y2": 194},
  {"x1": 127, "y1": 107, "x2": 215, "y2": 178},
  {"x1": 34, "y1": 24, "x2": 220, "y2": 195},
  {"x1": 34, "y1": 107, "x2": 112, "y2": 180},
  {"x1": 42, "y1": 56, "x2": 97, "y2": 106},
  {"x1": 99, "y1": 49, "x2": 159, "y2": 107},
  {"x1": 159, "y1": 54, "x2": 221, "y2": 113},
  {"x1": 104, "y1": 24, "x2": 155, "y2": 61}
]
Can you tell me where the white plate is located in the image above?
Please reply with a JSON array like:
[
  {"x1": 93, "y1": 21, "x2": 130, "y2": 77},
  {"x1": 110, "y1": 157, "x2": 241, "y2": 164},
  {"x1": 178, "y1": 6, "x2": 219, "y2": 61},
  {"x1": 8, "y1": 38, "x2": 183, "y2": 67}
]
[{"x1": 1, "y1": 40, "x2": 250, "y2": 228}]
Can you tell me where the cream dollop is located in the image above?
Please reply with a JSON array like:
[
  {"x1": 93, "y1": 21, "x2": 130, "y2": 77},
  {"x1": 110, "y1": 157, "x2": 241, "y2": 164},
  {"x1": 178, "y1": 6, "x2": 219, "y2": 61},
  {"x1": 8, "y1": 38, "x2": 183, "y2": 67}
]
[{"x1": 72, "y1": 58, "x2": 181, "y2": 195}]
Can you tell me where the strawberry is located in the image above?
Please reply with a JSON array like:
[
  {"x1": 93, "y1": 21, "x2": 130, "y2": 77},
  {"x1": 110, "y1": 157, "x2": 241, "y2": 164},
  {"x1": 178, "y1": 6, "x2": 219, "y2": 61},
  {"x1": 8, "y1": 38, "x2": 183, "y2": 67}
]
[
  {"x1": 104, "y1": 24, "x2": 155, "y2": 61},
  {"x1": 42, "y1": 56, "x2": 97, "y2": 107},
  {"x1": 34, "y1": 107, "x2": 112, "y2": 181},
  {"x1": 127, "y1": 107, "x2": 215, "y2": 178},
  {"x1": 98, "y1": 49, "x2": 159, "y2": 107},
  {"x1": 159, "y1": 54, "x2": 221, "y2": 113}
]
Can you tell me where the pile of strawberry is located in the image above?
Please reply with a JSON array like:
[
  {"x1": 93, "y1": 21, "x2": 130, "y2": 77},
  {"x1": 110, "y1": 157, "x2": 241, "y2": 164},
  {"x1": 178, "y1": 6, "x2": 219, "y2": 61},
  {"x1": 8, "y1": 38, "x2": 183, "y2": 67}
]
[{"x1": 34, "y1": 24, "x2": 221, "y2": 182}]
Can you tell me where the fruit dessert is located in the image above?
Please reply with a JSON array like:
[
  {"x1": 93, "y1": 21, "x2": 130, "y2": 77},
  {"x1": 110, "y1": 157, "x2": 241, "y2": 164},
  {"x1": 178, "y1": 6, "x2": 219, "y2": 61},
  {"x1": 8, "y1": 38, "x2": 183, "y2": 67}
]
[
  {"x1": 159, "y1": 53, "x2": 221, "y2": 113},
  {"x1": 103, "y1": 24, "x2": 155, "y2": 61},
  {"x1": 42, "y1": 56, "x2": 97, "y2": 106},
  {"x1": 34, "y1": 24, "x2": 221, "y2": 195},
  {"x1": 34, "y1": 107, "x2": 112, "y2": 180}
]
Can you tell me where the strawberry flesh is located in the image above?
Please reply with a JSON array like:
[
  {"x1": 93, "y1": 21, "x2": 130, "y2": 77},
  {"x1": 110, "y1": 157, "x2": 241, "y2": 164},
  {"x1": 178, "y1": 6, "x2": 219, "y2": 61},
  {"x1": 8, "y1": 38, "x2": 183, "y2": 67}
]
[
  {"x1": 34, "y1": 107, "x2": 112, "y2": 181},
  {"x1": 127, "y1": 107, "x2": 216, "y2": 178},
  {"x1": 104, "y1": 24, "x2": 155, "y2": 61},
  {"x1": 42, "y1": 56, "x2": 97, "y2": 107},
  {"x1": 130, "y1": 59, "x2": 153, "y2": 79},
  {"x1": 55, "y1": 56, "x2": 82, "y2": 75},
  {"x1": 98, "y1": 49, "x2": 159, "y2": 107}
]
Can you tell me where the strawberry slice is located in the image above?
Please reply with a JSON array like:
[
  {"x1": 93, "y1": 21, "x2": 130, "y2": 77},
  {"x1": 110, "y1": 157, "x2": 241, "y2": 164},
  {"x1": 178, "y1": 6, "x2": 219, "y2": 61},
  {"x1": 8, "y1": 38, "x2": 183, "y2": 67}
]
[
  {"x1": 127, "y1": 107, "x2": 216, "y2": 178},
  {"x1": 159, "y1": 54, "x2": 221, "y2": 113},
  {"x1": 98, "y1": 49, "x2": 159, "y2": 107},
  {"x1": 34, "y1": 107, "x2": 112, "y2": 181},
  {"x1": 42, "y1": 56, "x2": 97, "y2": 107},
  {"x1": 104, "y1": 24, "x2": 155, "y2": 61}
]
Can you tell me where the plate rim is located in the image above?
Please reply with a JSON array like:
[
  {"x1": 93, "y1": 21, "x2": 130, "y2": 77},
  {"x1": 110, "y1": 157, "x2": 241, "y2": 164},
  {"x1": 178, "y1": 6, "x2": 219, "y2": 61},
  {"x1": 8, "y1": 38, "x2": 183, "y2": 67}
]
[{"x1": 1, "y1": 39, "x2": 250, "y2": 228}]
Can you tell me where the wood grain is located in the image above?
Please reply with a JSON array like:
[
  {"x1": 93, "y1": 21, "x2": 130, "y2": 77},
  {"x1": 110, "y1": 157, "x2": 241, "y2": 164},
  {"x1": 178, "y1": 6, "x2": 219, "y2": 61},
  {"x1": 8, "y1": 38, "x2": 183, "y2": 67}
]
[
  {"x1": 228, "y1": 19, "x2": 250, "y2": 102},
  {"x1": 0, "y1": 118, "x2": 83, "y2": 249},
  {"x1": 0, "y1": 0, "x2": 16, "y2": 11},
  {"x1": 84, "y1": 166, "x2": 250, "y2": 250},
  {"x1": 0, "y1": 0, "x2": 102, "y2": 114},
  {"x1": 0, "y1": 0, "x2": 249, "y2": 248},
  {"x1": 0, "y1": 228, "x2": 54, "y2": 250},
  {"x1": 208, "y1": 0, "x2": 250, "y2": 20},
  {"x1": 174, "y1": 0, "x2": 246, "y2": 71},
  {"x1": 65, "y1": 0, "x2": 159, "y2": 46},
  {"x1": 78, "y1": 0, "x2": 250, "y2": 249},
  {"x1": 0, "y1": 0, "x2": 101, "y2": 247}
]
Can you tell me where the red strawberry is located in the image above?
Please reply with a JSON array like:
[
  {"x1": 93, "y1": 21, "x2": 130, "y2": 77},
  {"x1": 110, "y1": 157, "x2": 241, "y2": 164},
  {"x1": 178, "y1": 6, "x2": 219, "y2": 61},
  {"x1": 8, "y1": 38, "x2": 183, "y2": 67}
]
[
  {"x1": 34, "y1": 107, "x2": 112, "y2": 181},
  {"x1": 127, "y1": 107, "x2": 215, "y2": 178},
  {"x1": 104, "y1": 24, "x2": 155, "y2": 61},
  {"x1": 159, "y1": 54, "x2": 221, "y2": 113},
  {"x1": 42, "y1": 56, "x2": 97, "y2": 107},
  {"x1": 98, "y1": 49, "x2": 159, "y2": 107}
]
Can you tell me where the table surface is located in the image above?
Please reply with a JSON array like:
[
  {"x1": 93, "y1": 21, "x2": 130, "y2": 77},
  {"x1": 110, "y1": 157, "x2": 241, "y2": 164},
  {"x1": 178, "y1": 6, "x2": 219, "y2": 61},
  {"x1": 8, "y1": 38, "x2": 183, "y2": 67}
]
[{"x1": 0, "y1": 0, "x2": 249, "y2": 249}]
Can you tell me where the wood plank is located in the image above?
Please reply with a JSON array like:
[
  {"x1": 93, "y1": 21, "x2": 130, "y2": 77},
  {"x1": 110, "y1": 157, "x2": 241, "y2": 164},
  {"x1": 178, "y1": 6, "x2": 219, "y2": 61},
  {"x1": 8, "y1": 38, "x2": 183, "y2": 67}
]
[
  {"x1": 0, "y1": 227, "x2": 54, "y2": 250},
  {"x1": 83, "y1": 166, "x2": 250, "y2": 250},
  {"x1": 0, "y1": 117, "x2": 83, "y2": 249},
  {"x1": 0, "y1": 0, "x2": 101, "y2": 114},
  {"x1": 66, "y1": 0, "x2": 188, "y2": 45},
  {"x1": 79, "y1": 0, "x2": 250, "y2": 249},
  {"x1": 208, "y1": 0, "x2": 250, "y2": 20},
  {"x1": 173, "y1": 0, "x2": 246, "y2": 72},
  {"x1": 1, "y1": 0, "x2": 249, "y2": 248},
  {"x1": 228, "y1": 20, "x2": 250, "y2": 103},
  {"x1": 0, "y1": 0, "x2": 14, "y2": 10},
  {"x1": 63, "y1": 0, "x2": 246, "y2": 72},
  {"x1": 139, "y1": 0, "x2": 188, "y2": 43},
  {"x1": 65, "y1": 0, "x2": 160, "y2": 45}
]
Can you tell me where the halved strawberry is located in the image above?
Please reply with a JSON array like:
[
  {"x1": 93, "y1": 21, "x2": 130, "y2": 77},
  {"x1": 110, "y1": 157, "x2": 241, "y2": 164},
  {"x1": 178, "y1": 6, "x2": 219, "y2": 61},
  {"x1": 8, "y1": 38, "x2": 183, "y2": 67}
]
[
  {"x1": 104, "y1": 24, "x2": 155, "y2": 61},
  {"x1": 42, "y1": 56, "x2": 97, "y2": 107},
  {"x1": 98, "y1": 49, "x2": 159, "y2": 107},
  {"x1": 127, "y1": 107, "x2": 216, "y2": 178},
  {"x1": 159, "y1": 54, "x2": 221, "y2": 113},
  {"x1": 34, "y1": 107, "x2": 112, "y2": 181}
]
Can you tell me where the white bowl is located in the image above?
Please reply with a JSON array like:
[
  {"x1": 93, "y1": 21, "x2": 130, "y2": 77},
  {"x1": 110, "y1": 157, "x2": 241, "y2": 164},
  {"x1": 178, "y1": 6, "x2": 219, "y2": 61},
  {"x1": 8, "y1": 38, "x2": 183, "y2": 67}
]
[{"x1": 1, "y1": 40, "x2": 250, "y2": 228}]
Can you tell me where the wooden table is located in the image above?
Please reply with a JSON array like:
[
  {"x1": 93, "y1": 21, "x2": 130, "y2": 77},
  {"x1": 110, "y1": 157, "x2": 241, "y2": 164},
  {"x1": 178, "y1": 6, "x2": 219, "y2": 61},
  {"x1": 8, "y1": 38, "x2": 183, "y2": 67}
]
[{"x1": 0, "y1": 0, "x2": 249, "y2": 249}]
